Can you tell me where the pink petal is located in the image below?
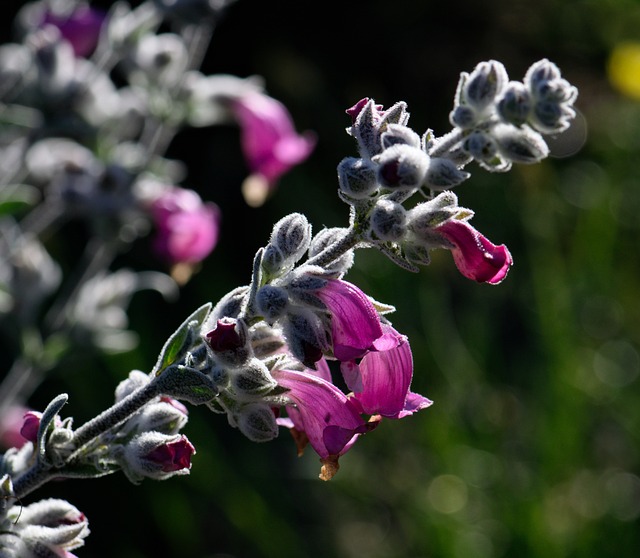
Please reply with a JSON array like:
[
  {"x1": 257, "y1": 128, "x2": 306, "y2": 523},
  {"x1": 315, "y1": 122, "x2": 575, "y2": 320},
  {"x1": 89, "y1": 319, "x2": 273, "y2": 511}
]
[{"x1": 436, "y1": 220, "x2": 513, "y2": 284}]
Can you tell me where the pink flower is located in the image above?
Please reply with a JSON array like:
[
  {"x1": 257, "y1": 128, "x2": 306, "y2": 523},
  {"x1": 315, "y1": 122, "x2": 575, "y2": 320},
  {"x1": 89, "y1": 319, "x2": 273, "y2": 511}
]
[
  {"x1": 0, "y1": 406, "x2": 33, "y2": 449},
  {"x1": 42, "y1": 6, "x2": 106, "y2": 57},
  {"x1": 143, "y1": 434, "x2": 195, "y2": 473},
  {"x1": 231, "y1": 92, "x2": 315, "y2": 206},
  {"x1": 436, "y1": 219, "x2": 513, "y2": 284},
  {"x1": 150, "y1": 187, "x2": 220, "y2": 265},
  {"x1": 342, "y1": 326, "x2": 432, "y2": 419},
  {"x1": 19, "y1": 411, "x2": 43, "y2": 444},
  {"x1": 274, "y1": 365, "x2": 376, "y2": 479},
  {"x1": 315, "y1": 279, "x2": 384, "y2": 362}
]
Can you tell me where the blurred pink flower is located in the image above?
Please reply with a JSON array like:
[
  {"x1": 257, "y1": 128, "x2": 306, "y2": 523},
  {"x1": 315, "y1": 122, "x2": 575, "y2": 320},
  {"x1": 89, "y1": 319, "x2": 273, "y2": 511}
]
[
  {"x1": 150, "y1": 187, "x2": 220, "y2": 265},
  {"x1": 315, "y1": 279, "x2": 383, "y2": 362},
  {"x1": 231, "y1": 92, "x2": 315, "y2": 206},
  {"x1": 0, "y1": 406, "x2": 32, "y2": 449},
  {"x1": 42, "y1": 6, "x2": 106, "y2": 57},
  {"x1": 436, "y1": 219, "x2": 513, "y2": 284}
]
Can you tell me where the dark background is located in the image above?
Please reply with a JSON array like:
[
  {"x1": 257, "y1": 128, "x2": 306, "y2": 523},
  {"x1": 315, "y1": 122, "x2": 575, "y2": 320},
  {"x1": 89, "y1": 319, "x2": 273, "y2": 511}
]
[{"x1": 2, "y1": 0, "x2": 640, "y2": 557}]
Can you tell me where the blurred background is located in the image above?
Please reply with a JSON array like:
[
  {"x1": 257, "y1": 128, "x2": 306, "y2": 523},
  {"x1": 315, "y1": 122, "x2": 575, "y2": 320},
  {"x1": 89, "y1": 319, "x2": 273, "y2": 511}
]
[{"x1": 2, "y1": 0, "x2": 640, "y2": 556}]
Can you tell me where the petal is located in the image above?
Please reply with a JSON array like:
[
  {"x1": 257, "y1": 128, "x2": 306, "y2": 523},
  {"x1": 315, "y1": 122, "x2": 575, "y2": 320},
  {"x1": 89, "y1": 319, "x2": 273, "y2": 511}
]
[
  {"x1": 273, "y1": 368, "x2": 368, "y2": 458},
  {"x1": 316, "y1": 280, "x2": 384, "y2": 361},
  {"x1": 436, "y1": 220, "x2": 513, "y2": 284},
  {"x1": 352, "y1": 327, "x2": 414, "y2": 418}
]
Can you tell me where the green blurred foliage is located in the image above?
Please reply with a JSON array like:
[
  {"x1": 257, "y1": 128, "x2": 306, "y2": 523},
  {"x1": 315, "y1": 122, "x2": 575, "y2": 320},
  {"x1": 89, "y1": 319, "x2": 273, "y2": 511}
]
[{"x1": 3, "y1": 0, "x2": 640, "y2": 556}]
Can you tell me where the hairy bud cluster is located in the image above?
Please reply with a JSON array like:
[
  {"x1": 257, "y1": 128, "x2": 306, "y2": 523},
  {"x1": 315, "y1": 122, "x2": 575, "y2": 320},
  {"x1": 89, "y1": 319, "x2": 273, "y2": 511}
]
[{"x1": 450, "y1": 59, "x2": 577, "y2": 172}]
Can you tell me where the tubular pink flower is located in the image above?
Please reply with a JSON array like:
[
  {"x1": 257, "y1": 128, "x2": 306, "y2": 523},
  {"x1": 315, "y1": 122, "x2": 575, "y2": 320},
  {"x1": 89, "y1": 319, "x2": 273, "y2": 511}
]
[
  {"x1": 150, "y1": 187, "x2": 220, "y2": 265},
  {"x1": 273, "y1": 367, "x2": 374, "y2": 459},
  {"x1": 315, "y1": 279, "x2": 384, "y2": 361},
  {"x1": 436, "y1": 219, "x2": 513, "y2": 284},
  {"x1": 42, "y1": 7, "x2": 106, "y2": 57},
  {"x1": 231, "y1": 92, "x2": 315, "y2": 205},
  {"x1": 342, "y1": 326, "x2": 433, "y2": 418},
  {"x1": 144, "y1": 434, "x2": 195, "y2": 473}
]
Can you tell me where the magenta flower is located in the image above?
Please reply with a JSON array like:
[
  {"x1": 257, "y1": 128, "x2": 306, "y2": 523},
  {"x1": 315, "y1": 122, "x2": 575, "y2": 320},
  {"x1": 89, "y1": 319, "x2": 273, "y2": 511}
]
[
  {"x1": 231, "y1": 92, "x2": 315, "y2": 206},
  {"x1": 315, "y1": 279, "x2": 384, "y2": 362},
  {"x1": 143, "y1": 434, "x2": 195, "y2": 473},
  {"x1": 436, "y1": 219, "x2": 513, "y2": 284},
  {"x1": 150, "y1": 187, "x2": 221, "y2": 265},
  {"x1": 342, "y1": 326, "x2": 432, "y2": 419},
  {"x1": 0, "y1": 406, "x2": 32, "y2": 449},
  {"x1": 274, "y1": 366, "x2": 376, "y2": 479},
  {"x1": 19, "y1": 411, "x2": 43, "y2": 444},
  {"x1": 42, "y1": 6, "x2": 106, "y2": 57}
]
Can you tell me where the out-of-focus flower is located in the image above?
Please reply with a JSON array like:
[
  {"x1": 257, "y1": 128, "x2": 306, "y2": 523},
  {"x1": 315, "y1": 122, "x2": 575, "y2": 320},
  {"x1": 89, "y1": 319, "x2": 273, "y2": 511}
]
[
  {"x1": 41, "y1": 5, "x2": 106, "y2": 58},
  {"x1": 342, "y1": 325, "x2": 432, "y2": 419},
  {"x1": 315, "y1": 279, "x2": 383, "y2": 361},
  {"x1": 0, "y1": 406, "x2": 32, "y2": 449},
  {"x1": 608, "y1": 42, "x2": 640, "y2": 101},
  {"x1": 435, "y1": 219, "x2": 512, "y2": 284},
  {"x1": 273, "y1": 365, "x2": 375, "y2": 480},
  {"x1": 150, "y1": 187, "x2": 221, "y2": 266},
  {"x1": 231, "y1": 92, "x2": 315, "y2": 207}
]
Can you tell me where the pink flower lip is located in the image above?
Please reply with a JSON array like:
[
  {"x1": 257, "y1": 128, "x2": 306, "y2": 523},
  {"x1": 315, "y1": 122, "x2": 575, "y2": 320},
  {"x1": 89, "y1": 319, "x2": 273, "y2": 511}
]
[{"x1": 436, "y1": 219, "x2": 513, "y2": 284}]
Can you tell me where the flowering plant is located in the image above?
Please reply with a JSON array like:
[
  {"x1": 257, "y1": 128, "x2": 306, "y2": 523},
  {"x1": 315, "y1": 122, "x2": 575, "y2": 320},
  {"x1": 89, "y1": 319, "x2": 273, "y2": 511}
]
[{"x1": 0, "y1": 0, "x2": 579, "y2": 555}]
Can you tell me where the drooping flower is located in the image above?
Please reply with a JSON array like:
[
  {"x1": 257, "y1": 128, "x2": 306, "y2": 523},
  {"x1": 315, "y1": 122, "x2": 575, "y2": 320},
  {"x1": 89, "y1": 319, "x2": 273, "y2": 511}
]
[
  {"x1": 435, "y1": 219, "x2": 513, "y2": 284},
  {"x1": 231, "y1": 92, "x2": 316, "y2": 206},
  {"x1": 150, "y1": 187, "x2": 221, "y2": 266},
  {"x1": 273, "y1": 365, "x2": 376, "y2": 480},
  {"x1": 341, "y1": 325, "x2": 432, "y2": 419},
  {"x1": 315, "y1": 279, "x2": 384, "y2": 362}
]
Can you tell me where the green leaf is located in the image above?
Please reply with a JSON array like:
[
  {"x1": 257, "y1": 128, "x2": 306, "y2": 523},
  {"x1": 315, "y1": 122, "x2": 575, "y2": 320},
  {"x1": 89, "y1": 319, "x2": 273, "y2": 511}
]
[{"x1": 153, "y1": 303, "x2": 211, "y2": 375}]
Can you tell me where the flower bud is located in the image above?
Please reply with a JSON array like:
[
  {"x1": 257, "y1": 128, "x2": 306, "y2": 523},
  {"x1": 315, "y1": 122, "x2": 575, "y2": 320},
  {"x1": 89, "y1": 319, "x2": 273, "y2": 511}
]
[
  {"x1": 375, "y1": 144, "x2": 429, "y2": 190},
  {"x1": 462, "y1": 60, "x2": 508, "y2": 113},
  {"x1": 269, "y1": 213, "x2": 312, "y2": 265},
  {"x1": 282, "y1": 309, "x2": 328, "y2": 368},
  {"x1": 122, "y1": 432, "x2": 195, "y2": 482},
  {"x1": 497, "y1": 81, "x2": 532, "y2": 126},
  {"x1": 235, "y1": 403, "x2": 279, "y2": 443},
  {"x1": 337, "y1": 157, "x2": 378, "y2": 199},
  {"x1": 449, "y1": 104, "x2": 477, "y2": 129},
  {"x1": 133, "y1": 398, "x2": 189, "y2": 435},
  {"x1": 524, "y1": 59, "x2": 562, "y2": 93},
  {"x1": 229, "y1": 359, "x2": 278, "y2": 400},
  {"x1": 260, "y1": 244, "x2": 287, "y2": 278},
  {"x1": 380, "y1": 124, "x2": 421, "y2": 149},
  {"x1": 20, "y1": 411, "x2": 42, "y2": 444},
  {"x1": 424, "y1": 158, "x2": 470, "y2": 190},
  {"x1": 370, "y1": 199, "x2": 407, "y2": 241},
  {"x1": 463, "y1": 130, "x2": 499, "y2": 162},
  {"x1": 205, "y1": 318, "x2": 251, "y2": 367},
  {"x1": 256, "y1": 285, "x2": 289, "y2": 322},
  {"x1": 493, "y1": 124, "x2": 549, "y2": 164}
]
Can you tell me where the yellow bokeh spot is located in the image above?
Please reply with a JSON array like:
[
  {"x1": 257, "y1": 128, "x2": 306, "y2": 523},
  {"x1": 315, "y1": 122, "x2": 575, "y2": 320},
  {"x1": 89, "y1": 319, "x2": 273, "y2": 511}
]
[{"x1": 608, "y1": 42, "x2": 640, "y2": 100}]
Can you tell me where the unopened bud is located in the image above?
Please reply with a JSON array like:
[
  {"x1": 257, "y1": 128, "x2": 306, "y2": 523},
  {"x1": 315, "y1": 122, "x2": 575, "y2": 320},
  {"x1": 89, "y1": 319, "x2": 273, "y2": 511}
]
[
  {"x1": 337, "y1": 157, "x2": 378, "y2": 199},
  {"x1": 375, "y1": 144, "x2": 429, "y2": 189},
  {"x1": 463, "y1": 60, "x2": 508, "y2": 113},
  {"x1": 424, "y1": 158, "x2": 470, "y2": 190},
  {"x1": 256, "y1": 285, "x2": 289, "y2": 322},
  {"x1": 380, "y1": 124, "x2": 421, "y2": 149},
  {"x1": 494, "y1": 124, "x2": 549, "y2": 164},
  {"x1": 235, "y1": 403, "x2": 279, "y2": 442},
  {"x1": 449, "y1": 104, "x2": 477, "y2": 129},
  {"x1": 205, "y1": 318, "x2": 250, "y2": 367},
  {"x1": 270, "y1": 213, "x2": 312, "y2": 264},
  {"x1": 229, "y1": 359, "x2": 277, "y2": 400},
  {"x1": 308, "y1": 227, "x2": 354, "y2": 275},
  {"x1": 497, "y1": 81, "x2": 532, "y2": 126},
  {"x1": 261, "y1": 244, "x2": 287, "y2": 278},
  {"x1": 370, "y1": 199, "x2": 407, "y2": 241},
  {"x1": 463, "y1": 130, "x2": 498, "y2": 162}
]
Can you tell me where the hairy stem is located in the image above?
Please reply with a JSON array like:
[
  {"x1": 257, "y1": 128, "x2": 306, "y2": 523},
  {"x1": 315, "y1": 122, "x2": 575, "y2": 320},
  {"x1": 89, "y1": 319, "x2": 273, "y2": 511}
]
[{"x1": 306, "y1": 227, "x2": 360, "y2": 268}]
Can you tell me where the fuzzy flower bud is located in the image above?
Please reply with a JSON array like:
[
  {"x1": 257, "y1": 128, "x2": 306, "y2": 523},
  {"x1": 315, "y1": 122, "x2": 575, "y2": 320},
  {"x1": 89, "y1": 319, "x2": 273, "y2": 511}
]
[
  {"x1": 235, "y1": 403, "x2": 279, "y2": 443},
  {"x1": 205, "y1": 318, "x2": 251, "y2": 367},
  {"x1": 493, "y1": 124, "x2": 549, "y2": 164},
  {"x1": 497, "y1": 81, "x2": 532, "y2": 126},
  {"x1": 370, "y1": 199, "x2": 407, "y2": 241},
  {"x1": 374, "y1": 144, "x2": 429, "y2": 190},
  {"x1": 337, "y1": 157, "x2": 378, "y2": 199},
  {"x1": 462, "y1": 60, "x2": 508, "y2": 113},
  {"x1": 424, "y1": 158, "x2": 470, "y2": 190},
  {"x1": 269, "y1": 213, "x2": 312, "y2": 265},
  {"x1": 308, "y1": 227, "x2": 355, "y2": 276},
  {"x1": 121, "y1": 432, "x2": 195, "y2": 482},
  {"x1": 256, "y1": 285, "x2": 289, "y2": 322},
  {"x1": 229, "y1": 359, "x2": 278, "y2": 400}
]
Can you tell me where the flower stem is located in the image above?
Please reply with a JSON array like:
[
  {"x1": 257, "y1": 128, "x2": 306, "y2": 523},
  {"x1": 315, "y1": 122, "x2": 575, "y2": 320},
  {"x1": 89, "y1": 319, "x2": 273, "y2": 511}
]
[{"x1": 428, "y1": 128, "x2": 464, "y2": 158}]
